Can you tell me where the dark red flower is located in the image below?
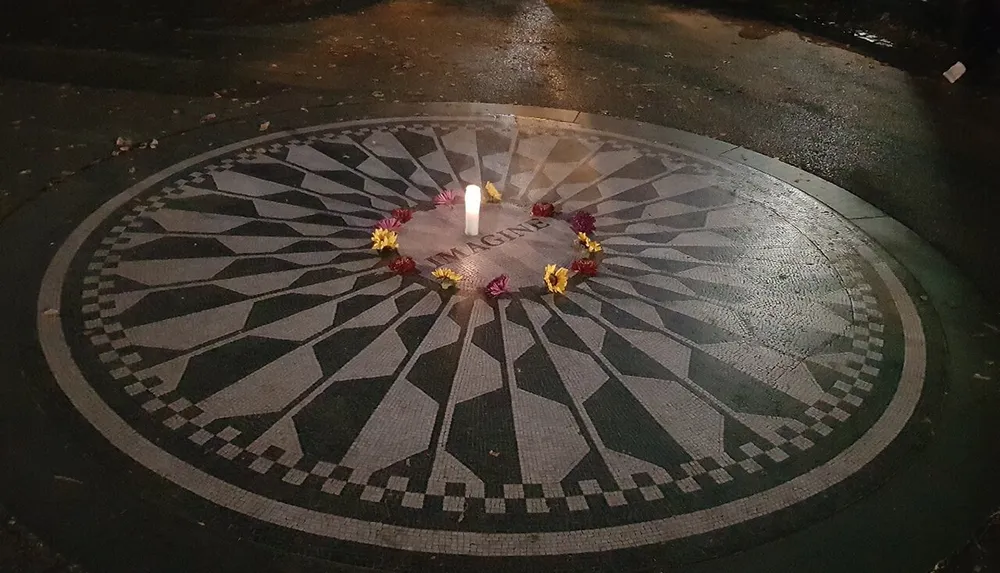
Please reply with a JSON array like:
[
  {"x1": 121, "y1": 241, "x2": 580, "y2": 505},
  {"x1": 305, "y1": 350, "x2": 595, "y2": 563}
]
[
  {"x1": 389, "y1": 256, "x2": 417, "y2": 275},
  {"x1": 570, "y1": 211, "x2": 596, "y2": 234},
  {"x1": 532, "y1": 202, "x2": 555, "y2": 217},
  {"x1": 571, "y1": 258, "x2": 598, "y2": 277},
  {"x1": 391, "y1": 208, "x2": 413, "y2": 224}
]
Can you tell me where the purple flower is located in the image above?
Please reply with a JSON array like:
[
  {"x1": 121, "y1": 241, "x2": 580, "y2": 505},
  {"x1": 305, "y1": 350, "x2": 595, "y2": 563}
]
[
  {"x1": 485, "y1": 274, "x2": 509, "y2": 297},
  {"x1": 434, "y1": 190, "x2": 459, "y2": 207},
  {"x1": 570, "y1": 211, "x2": 596, "y2": 234},
  {"x1": 375, "y1": 217, "x2": 402, "y2": 231}
]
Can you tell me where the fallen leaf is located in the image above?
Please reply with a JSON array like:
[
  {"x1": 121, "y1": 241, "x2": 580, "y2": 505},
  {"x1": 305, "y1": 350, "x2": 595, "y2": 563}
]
[
  {"x1": 259, "y1": 121, "x2": 270, "y2": 132},
  {"x1": 149, "y1": 139, "x2": 159, "y2": 149},
  {"x1": 201, "y1": 113, "x2": 217, "y2": 123}
]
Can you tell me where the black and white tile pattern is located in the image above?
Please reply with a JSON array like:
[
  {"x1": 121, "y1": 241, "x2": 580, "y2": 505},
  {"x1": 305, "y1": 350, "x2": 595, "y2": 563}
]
[{"x1": 38, "y1": 117, "x2": 927, "y2": 556}]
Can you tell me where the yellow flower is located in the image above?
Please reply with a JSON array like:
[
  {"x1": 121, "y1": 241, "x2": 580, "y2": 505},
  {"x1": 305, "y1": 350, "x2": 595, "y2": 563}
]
[
  {"x1": 485, "y1": 181, "x2": 502, "y2": 203},
  {"x1": 432, "y1": 267, "x2": 463, "y2": 288},
  {"x1": 576, "y1": 232, "x2": 602, "y2": 254},
  {"x1": 544, "y1": 264, "x2": 569, "y2": 294},
  {"x1": 371, "y1": 228, "x2": 399, "y2": 251}
]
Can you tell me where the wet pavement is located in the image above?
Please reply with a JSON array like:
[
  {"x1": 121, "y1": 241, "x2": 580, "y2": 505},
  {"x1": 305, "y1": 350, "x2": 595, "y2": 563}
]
[
  {"x1": 2, "y1": 0, "x2": 999, "y2": 299},
  {"x1": 1, "y1": 1, "x2": 1000, "y2": 572}
]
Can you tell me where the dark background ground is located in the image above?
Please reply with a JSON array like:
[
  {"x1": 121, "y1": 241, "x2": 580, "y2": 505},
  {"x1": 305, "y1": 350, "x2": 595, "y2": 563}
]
[{"x1": 1, "y1": 0, "x2": 999, "y2": 571}]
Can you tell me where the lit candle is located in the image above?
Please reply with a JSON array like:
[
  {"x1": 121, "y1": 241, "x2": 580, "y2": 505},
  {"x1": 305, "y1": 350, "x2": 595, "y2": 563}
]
[{"x1": 465, "y1": 185, "x2": 481, "y2": 236}]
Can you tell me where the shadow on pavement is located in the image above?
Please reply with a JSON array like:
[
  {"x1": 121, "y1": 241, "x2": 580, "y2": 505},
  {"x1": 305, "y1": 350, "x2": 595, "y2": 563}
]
[
  {"x1": 0, "y1": 0, "x2": 392, "y2": 97},
  {"x1": 877, "y1": 76, "x2": 1000, "y2": 298},
  {"x1": 4, "y1": 0, "x2": 385, "y2": 33},
  {"x1": 643, "y1": 0, "x2": 999, "y2": 82}
]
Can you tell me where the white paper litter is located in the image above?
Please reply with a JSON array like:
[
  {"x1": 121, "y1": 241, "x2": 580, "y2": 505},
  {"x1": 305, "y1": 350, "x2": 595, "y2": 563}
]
[{"x1": 943, "y1": 61, "x2": 966, "y2": 83}]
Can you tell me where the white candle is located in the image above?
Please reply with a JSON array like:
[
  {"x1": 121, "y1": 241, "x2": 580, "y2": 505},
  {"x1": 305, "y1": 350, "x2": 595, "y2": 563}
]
[{"x1": 464, "y1": 185, "x2": 481, "y2": 236}]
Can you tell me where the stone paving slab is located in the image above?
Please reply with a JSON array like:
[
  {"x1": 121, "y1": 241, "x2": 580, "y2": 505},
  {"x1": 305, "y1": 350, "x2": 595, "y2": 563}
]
[{"x1": 0, "y1": 104, "x2": 997, "y2": 573}]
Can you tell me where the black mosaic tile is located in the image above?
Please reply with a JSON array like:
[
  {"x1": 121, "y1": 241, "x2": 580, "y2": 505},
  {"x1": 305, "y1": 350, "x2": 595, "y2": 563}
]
[
  {"x1": 244, "y1": 293, "x2": 329, "y2": 330},
  {"x1": 449, "y1": 388, "x2": 521, "y2": 484},
  {"x1": 585, "y1": 378, "x2": 694, "y2": 468},
  {"x1": 296, "y1": 376, "x2": 396, "y2": 461},
  {"x1": 213, "y1": 256, "x2": 304, "y2": 278},
  {"x1": 117, "y1": 285, "x2": 247, "y2": 327},
  {"x1": 231, "y1": 163, "x2": 307, "y2": 189},
  {"x1": 391, "y1": 129, "x2": 439, "y2": 160},
  {"x1": 308, "y1": 141, "x2": 371, "y2": 170},
  {"x1": 176, "y1": 337, "x2": 298, "y2": 403}
]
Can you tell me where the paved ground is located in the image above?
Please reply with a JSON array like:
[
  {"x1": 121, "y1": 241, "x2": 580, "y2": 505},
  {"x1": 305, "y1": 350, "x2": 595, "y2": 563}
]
[
  {"x1": 2, "y1": 1, "x2": 1000, "y2": 572},
  {"x1": 2, "y1": 0, "x2": 999, "y2": 298}
]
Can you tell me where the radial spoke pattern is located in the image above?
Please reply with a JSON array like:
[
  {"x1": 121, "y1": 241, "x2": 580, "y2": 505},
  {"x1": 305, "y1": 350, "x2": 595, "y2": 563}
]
[{"x1": 51, "y1": 118, "x2": 914, "y2": 554}]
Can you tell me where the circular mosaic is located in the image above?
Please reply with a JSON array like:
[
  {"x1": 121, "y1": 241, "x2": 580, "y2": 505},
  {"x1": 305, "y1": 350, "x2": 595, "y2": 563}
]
[{"x1": 38, "y1": 116, "x2": 926, "y2": 557}]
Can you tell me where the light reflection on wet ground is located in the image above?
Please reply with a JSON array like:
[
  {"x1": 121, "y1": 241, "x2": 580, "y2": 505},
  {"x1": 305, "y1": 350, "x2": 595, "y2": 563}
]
[{"x1": 0, "y1": 0, "x2": 997, "y2": 298}]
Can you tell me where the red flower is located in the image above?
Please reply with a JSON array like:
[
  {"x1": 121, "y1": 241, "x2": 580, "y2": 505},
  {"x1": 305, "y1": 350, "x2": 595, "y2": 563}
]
[
  {"x1": 391, "y1": 208, "x2": 413, "y2": 223},
  {"x1": 532, "y1": 202, "x2": 555, "y2": 217},
  {"x1": 389, "y1": 256, "x2": 417, "y2": 275},
  {"x1": 571, "y1": 259, "x2": 598, "y2": 277},
  {"x1": 570, "y1": 211, "x2": 596, "y2": 234},
  {"x1": 485, "y1": 274, "x2": 509, "y2": 297},
  {"x1": 375, "y1": 217, "x2": 401, "y2": 231},
  {"x1": 434, "y1": 190, "x2": 459, "y2": 207}
]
